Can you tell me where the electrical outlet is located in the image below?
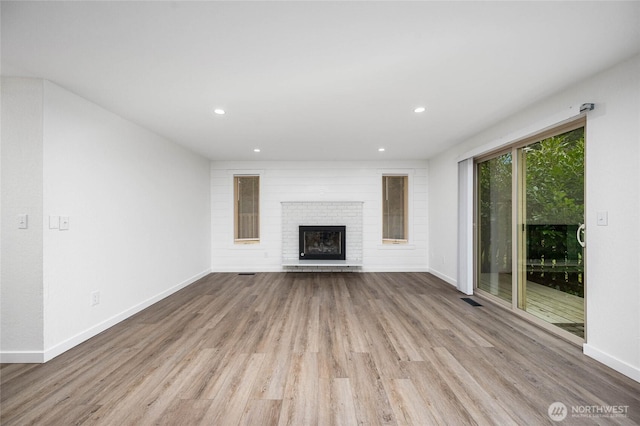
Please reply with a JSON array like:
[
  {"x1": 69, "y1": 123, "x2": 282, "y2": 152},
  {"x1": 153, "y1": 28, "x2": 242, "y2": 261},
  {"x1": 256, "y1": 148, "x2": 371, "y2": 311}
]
[{"x1": 91, "y1": 291, "x2": 100, "y2": 306}]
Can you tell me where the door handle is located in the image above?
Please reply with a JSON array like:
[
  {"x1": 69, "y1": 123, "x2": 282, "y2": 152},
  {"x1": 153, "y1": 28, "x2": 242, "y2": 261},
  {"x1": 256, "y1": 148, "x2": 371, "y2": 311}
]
[{"x1": 577, "y1": 223, "x2": 586, "y2": 248}]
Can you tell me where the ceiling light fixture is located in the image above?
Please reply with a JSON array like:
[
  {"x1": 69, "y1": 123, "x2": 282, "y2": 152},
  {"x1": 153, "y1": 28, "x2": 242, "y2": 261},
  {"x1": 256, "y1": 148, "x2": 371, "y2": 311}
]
[
  {"x1": 378, "y1": 148, "x2": 385, "y2": 152},
  {"x1": 414, "y1": 106, "x2": 426, "y2": 113},
  {"x1": 253, "y1": 148, "x2": 261, "y2": 153},
  {"x1": 213, "y1": 108, "x2": 225, "y2": 115}
]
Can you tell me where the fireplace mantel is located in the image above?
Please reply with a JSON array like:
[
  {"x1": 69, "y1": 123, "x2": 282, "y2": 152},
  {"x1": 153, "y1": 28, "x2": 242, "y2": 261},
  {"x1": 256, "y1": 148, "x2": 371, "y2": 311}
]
[{"x1": 282, "y1": 259, "x2": 362, "y2": 267}]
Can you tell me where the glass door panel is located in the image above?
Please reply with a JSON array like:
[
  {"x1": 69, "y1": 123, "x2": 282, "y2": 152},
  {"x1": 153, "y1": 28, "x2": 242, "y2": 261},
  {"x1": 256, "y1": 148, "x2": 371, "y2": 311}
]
[
  {"x1": 477, "y1": 152, "x2": 512, "y2": 303},
  {"x1": 518, "y1": 127, "x2": 585, "y2": 338}
]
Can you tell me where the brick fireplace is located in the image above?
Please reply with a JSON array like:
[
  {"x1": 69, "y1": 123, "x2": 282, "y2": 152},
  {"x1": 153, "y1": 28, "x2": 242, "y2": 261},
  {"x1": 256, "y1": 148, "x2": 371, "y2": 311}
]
[{"x1": 281, "y1": 201, "x2": 363, "y2": 270}]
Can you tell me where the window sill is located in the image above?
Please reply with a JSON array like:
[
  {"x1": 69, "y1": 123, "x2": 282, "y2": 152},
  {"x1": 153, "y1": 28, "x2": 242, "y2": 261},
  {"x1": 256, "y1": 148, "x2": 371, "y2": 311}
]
[
  {"x1": 382, "y1": 239, "x2": 408, "y2": 245},
  {"x1": 234, "y1": 239, "x2": 260, "y2": 245},
  {"x1": 377, "y1": 243, "x2": 416, "y2": 250}
]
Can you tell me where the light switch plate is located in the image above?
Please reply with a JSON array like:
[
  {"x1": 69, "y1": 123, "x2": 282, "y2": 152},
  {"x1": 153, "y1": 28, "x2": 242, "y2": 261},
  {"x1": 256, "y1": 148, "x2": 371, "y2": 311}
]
[
  {"x1": 60, "y1": 216, "x2": 70, "y2": 230},
  {"x1": 18, "y1": 214, "x2": 28, "y2": 229},
  {"x1": 596, "y1": 211, "x2": 608, "y2": 226},
  {"x1": 49, "y1": 216, "x2": 60, "y2": 229}
]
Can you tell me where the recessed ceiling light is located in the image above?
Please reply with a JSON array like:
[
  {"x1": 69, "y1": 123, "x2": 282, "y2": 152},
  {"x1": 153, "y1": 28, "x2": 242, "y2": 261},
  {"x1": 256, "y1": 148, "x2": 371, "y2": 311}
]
[
  {"x1": 378, "y1": 148, "x2": 385, "y2": 152},
  {"x1": 414, "y1": 106, "x2": 426, "y2": 113},
  {"x1": 253, "y1": 148, "x2": 261, "y2": 153},
  {"x1": 213, "y1": 108, "x2": 225, "y2": 115}
]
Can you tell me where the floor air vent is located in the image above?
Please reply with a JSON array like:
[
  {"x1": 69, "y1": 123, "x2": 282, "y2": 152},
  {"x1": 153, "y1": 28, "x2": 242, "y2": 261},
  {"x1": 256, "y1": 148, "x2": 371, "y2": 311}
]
[
  {"x1": 461, "y1": 297, "x2": 482, "y2": 307},
  {"x1": 238, "y1": 273, "x2": 256, "y2": 276}
]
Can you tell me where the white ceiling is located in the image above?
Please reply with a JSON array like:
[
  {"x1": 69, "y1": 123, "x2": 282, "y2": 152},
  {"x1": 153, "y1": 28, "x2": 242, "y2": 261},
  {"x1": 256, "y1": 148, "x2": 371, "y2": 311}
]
[{"x1": 2, "y1": 1, "x2": 639, "y2": 161}]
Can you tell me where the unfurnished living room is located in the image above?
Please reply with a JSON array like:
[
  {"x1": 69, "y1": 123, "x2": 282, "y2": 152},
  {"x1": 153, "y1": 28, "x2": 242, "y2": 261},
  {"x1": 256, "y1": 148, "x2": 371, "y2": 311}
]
[{"x1": 1, "y1": 1, "x2": 640, "y2": 424}]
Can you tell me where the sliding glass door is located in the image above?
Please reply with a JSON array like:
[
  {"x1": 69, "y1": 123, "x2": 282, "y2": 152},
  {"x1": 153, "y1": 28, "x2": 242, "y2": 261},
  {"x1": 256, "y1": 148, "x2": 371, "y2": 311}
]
[
  {"x1": 517, "y1": 127, "x2": 585, "y2": 337},
  {"x1": 477, "y1": 152, "x2": 512, "y2": 303},
  {"x1": 476, "y1": 121, "x2": 585, "y2": 339}
]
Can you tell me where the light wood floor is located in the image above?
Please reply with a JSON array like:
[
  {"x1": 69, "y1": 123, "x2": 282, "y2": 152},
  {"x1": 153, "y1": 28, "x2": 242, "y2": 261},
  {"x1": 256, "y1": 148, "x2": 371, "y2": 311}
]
[{"x1": 2, "y1": 272, "x2": 639, "y2": 425}]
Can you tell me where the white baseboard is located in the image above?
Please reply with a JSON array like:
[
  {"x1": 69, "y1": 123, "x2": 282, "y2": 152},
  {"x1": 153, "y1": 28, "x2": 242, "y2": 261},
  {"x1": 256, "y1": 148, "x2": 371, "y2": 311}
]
[
  {"x1": 0, "y1": 269, "x2": 211, "y2": 364},
  {"x1": 583, "y1": 343, "x2": 640, "y2": 383},
  {"x1": 360, "y1": 266, "x2": 429, "y2": 273},
  {"x1": 0, "y1": 351, "x2": 45, "y2": 363},
  {"x1": 212, "y1": 266, "x2": 431, "y2": 273},
  {"x1": 211, "y1": 266, "x2": 283, "y2": 273},
  {"x1": 427, "y1": 268, "x2": 457, "y2": 287}
]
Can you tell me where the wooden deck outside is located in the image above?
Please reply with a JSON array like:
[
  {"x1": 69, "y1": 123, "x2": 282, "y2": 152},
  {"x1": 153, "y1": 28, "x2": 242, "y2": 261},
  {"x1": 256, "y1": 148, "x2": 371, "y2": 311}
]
[{"x1": 479, "y1": 273, "x2": 584, "y2": 334}]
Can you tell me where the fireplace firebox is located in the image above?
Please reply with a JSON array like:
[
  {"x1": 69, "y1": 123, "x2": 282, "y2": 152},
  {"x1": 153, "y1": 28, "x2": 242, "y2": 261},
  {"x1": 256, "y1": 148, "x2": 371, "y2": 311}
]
[{"x1": 299, "y1": 226, "x2": 346, "y2": 260}]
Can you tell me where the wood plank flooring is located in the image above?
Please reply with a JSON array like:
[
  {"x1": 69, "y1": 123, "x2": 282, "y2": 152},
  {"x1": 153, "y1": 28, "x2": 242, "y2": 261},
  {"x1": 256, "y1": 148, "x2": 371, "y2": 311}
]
[
  {"x1": 479, "y1": 273, "x2": 584, "y2": 325},
  {"x1": 2, "y1": 272, "x2": 639, "y2": 425}
]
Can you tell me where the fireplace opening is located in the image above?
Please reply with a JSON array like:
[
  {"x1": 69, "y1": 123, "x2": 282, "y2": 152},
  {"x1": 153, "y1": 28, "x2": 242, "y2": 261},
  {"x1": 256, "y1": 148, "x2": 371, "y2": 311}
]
[{"x1": 299, "y1": 226, "x2": 346, "y2": 260}]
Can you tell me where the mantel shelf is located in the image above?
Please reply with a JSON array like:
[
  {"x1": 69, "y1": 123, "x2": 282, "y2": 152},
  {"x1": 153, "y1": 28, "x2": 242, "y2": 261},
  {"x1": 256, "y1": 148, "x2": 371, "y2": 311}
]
[{"x1": 282, "y1": 259, "x2": 362, "y2": 267}]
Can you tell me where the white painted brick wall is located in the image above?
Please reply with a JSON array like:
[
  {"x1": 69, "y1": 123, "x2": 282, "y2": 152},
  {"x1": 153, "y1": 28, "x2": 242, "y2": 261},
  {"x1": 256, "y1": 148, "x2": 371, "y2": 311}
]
[
  {"x1": 211, "y1": 161, "x2": 429, "y2": 272},
  {"x1": 281, "y1": 201, "x2": 363, "y2": 261}
]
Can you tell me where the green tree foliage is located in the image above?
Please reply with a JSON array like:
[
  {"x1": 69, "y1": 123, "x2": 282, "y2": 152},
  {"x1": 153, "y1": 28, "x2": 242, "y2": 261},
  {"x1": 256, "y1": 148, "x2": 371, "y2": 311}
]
[
  {"x1": 524, "y1": 128, "x2": 584, "y2": 296},
  {"x1": 478, "y1": 153, "x2": 512, "y2": 273},
  {"x1": 478, "y1": 128, "x2": 585, "y2": 296},
  {"x1": 525, "y1": 128, "x2": 584, "y2": 225}
]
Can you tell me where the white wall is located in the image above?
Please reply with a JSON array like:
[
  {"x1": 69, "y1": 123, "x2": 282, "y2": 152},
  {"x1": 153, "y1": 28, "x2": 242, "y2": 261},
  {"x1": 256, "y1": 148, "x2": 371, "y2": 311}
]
[
  {"x1": 211, "y1": 161, "x2": 428, "y2": 272},
  {"x1": 1, "y1": 79, "x2": 212, "y2": 362},
  {"x1": 426, "y1": 149, "x2": 459, "y2": 285},
  {"x1": 428, "y1": 55, "x2": 640, "y2": 381},
  {"x1": 1, "y1": 78, "x2": 45, "y2": 359}
]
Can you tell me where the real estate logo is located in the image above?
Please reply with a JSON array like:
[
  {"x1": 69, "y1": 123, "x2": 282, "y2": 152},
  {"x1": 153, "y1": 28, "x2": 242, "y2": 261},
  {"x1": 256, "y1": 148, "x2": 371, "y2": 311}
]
[
  {"x1": 548, "y1": 402, "x2": 568, "y2": 422},
  {"x1": 548, "y1": 401, "x2": 629, "y2": 422}
]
